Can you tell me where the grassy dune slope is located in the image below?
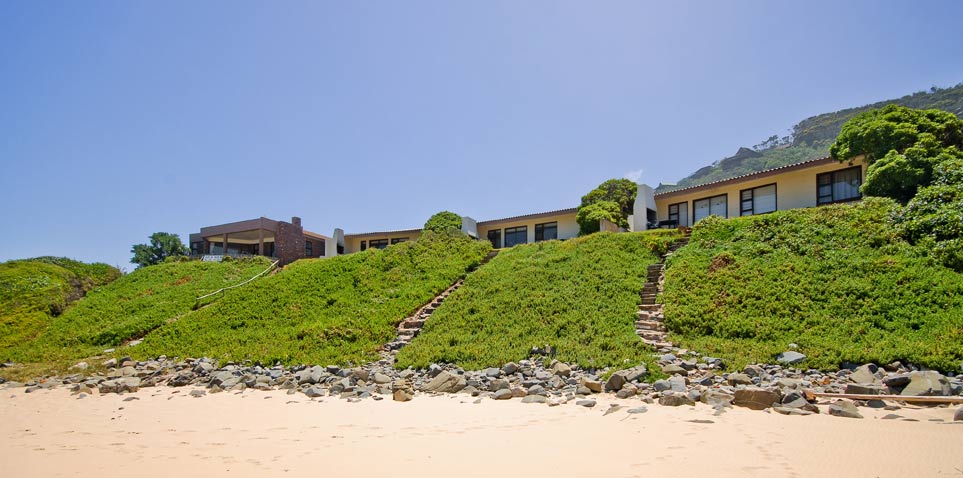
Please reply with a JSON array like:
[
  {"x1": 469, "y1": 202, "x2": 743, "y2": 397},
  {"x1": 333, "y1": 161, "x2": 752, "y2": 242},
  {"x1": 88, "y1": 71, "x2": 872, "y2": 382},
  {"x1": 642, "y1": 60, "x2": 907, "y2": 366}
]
[
  {"x1": 395, "y1": 231, "x2": 681, "y2": 370},
  {"x1": 0, "y1": 257, "x2": 120, "y2": 352},
  {"x1": 1, "y1": 257, "x2": 272, "y2": 373},
  {"x1": 135, "y1": 233, "x2": 491, "y2": 366},
  {"x1": 662, "y1": 198, "x2": 963, "y2": 371}
]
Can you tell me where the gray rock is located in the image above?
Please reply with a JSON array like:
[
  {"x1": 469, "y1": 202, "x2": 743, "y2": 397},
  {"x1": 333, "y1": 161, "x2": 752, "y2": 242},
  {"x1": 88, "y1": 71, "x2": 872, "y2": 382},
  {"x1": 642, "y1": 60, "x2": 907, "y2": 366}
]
[
  {"x1": 727, "y1": 373, "x2": 753, "y2": 386},
  {"x1": 493, "y1": 389, "x2": 513, "y2": 400},
  {"x1": 502, "y1": 362, "x2": 519, "y2": 375},
  {"x1": 489, "y1": 379, "x2": 510, "y2": 392},
  {"x1": 521, "y1": 394, "x2": 547, "y2": 404},
  {"x1": 776, "y1": 351, "x2": 806, "y2": 365},
  {"x1": 604, "y1": 373, "x2": 625, "y2": 392},
  {"x1": 774, "y1": 406, "x2": 813, "y2": 416},
  {"x1": 189, "y1": 389, "x2": 206, "y2": 398},
  {"x1": 575, "y1": 399, "x2": 596, "y2": 408},
  {"x1": 844, "y1": 383, "x2": 883, "y2": 395},
  {"x1": 702, "y1": 357, "x2": 723, "y2": 367},
  {"x1": 743, "y1": 365, "x2": 765, "y2": 378},
  {"x1": 732, "y1": 388, "x2": 781, "y2": 410},
  {"x1": 304, "y1": 386, "x2": 326, "y2": 398},
  {"x1": 659, "y1": 393, "x2": 695, "y2": 407},
  {"x1": 883, "y1": 373, "x2": 912, "y2": 390},
  {"x1": 193, "y1": 362, "x2": 214, "y2": 375},
  {"x1": 850, "y1": 363, "x2": 880, "y2": 384},
  {"x1": 102, "y1": 358, "x2": 118, "y2": 368},
  {"x1": 900, "y1": 371, "x2": 951, "y2": 396},
  {"x1": 701, "y1": 390, "x2": 734, "y2": 408},
  {"x1": 484, "y1": 368, "x2": 501, "y2": 378},
  {"x1": 550, "y1": 361, "x2": 572, "y2": 377},
  {"x1": 580, "y1": 378, "x2": 602, "y2": 393},
  {"x1": 421, "y1": 370, "x2": 466, "y2": 393},
  {"x1": 954, "y1": 406, "x2": 963, "y2": 422},
  {"x1": 828, "y1": 400, "x2": 863, "y2": 419},
  {"x1": 372, "y1": 373, "x2": 392, "y2": 385},
  {"x1": 527, "y1": 385, "x2": 546, "y2": 396},
  {"x1": 667, "y1": 376, "x2": 687, "y2": 393},
  {"x1": 325, "y1": 365, "x2": 341, "y2": 375},
  {"x1": 662, "y1": 364, "x2": 687, "y2": 375},
  {"x1": 626, "y1": 406, "x2": 648, "y2": 414},
  {"x1": 98, "y1": 377, "x2": 140, "y2": 394},
  {"x1": 71, "y1": 362, "x2": 89, "y2": 371}
]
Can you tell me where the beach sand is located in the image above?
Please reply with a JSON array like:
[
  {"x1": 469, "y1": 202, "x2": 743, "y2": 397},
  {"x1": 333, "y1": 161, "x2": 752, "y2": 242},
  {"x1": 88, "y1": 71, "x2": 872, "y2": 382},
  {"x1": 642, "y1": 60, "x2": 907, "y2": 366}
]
[{"x1": 1, "y1": 388, "x2": 960, "y2": 477}]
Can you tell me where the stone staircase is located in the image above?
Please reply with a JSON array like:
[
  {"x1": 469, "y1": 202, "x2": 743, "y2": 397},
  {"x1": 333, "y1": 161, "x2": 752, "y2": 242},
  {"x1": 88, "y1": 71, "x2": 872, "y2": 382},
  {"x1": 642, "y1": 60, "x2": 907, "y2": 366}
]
[
  {"x1": 635, "y1": 231, "x2": 691, "y2": 352},
  {"x1": 382, "y1": 250, "x2": 499, "y2": 356}
]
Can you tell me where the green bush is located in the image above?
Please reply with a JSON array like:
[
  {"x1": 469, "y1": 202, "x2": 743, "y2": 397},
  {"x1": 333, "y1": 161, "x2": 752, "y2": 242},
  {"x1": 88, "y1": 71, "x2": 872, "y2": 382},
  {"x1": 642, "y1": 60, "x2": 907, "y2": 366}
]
[
  {"x1": 395, "y1": 230, "x2": 681, "y2": 370},
  {"x1": 134, "y1": 232, "x2": 491, "y2": 366},
  {"x1": 661, "y1": 198, "x2": 963, "y2": 372},
  {"x1": 423, "y1": 211, "x2": 463, "y2": 233}
]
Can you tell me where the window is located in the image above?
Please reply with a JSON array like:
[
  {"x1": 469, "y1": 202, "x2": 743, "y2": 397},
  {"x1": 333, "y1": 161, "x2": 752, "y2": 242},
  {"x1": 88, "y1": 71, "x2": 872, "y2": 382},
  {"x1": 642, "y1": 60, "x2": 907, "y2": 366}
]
[
  {"x1": 390, "y1": 237, "x2": 409, "y2": 245},
  {"x1": 693, "y1": 194, "x2": 727, "y2": 223},
  {"x1": 320, "y1": 239, "x2": 326, "y2": 256},
  {"x1": 504, "y1": 226, "x2": 528, "y2": 247},
  {"x1": 817, "y1": 166, "x2": 862, "y2": 205},
  {"x1": 487, "y1": 229, "x2": 502, "y2": 249},
  {"x1": 740, "y1": 184, "x2": 777, "y2": 216},
  {"x1": 305, "y1": 240, "x2": 313, "y2": 256},
  {"x1": 360, "y1": 240, "x2": 367, "y2": 251},
  {"x1": 667, "y1": 202, "x2": 688, "y2": 227},
  {"x1": 534, "y1": 222, "x2": 557, "y2": 241},
  {"x1": 369, "y1": 239, "x2": 389, "y2": 249}
]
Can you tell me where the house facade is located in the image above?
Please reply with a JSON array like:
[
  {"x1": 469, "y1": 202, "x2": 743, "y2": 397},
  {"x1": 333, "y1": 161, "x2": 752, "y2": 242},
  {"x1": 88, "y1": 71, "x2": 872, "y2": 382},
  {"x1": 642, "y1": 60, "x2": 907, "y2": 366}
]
[{"x1": 189, "y1": 156, "x2": 866, "y2": 264}]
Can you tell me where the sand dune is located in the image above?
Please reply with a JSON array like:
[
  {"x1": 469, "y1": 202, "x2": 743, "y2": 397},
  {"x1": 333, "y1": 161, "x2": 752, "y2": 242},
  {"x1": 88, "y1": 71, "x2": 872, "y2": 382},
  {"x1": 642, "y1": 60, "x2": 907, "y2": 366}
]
[{"x1": 1, "y1": 388, "x2": 960, "y2": 477}]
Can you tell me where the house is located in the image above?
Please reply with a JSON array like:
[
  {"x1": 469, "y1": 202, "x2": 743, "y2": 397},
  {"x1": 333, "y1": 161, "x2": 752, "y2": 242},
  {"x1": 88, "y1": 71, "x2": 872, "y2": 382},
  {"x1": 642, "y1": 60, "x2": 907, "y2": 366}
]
[
  {"x1": 639, "y1": 156, "x2": 867, "y2": 227},
  {"x1": 188, "y1": 156, "x2": 866, "y2": 263},
  {"x1": 188, "y1": 216, "x2": 330, "y2": 265}
]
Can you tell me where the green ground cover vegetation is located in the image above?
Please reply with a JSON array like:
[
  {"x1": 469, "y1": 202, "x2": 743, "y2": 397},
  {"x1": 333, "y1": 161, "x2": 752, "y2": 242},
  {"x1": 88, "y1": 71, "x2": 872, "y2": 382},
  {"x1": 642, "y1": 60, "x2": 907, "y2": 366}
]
[
  {"x1": 395, "y1": 231, "x2": 681, "y2": 371},
  {"x1": 661, "y1": 198, "x2": 963, "y2": 372},
  {"x1": 134, "y1": 232, "x2": 491, "y2": 365}
]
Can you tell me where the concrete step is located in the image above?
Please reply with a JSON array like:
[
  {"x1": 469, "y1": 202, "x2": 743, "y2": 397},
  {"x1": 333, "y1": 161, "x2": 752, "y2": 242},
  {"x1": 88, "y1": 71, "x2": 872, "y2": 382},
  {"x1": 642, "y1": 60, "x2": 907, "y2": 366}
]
[
  {"x1": 636, "y1": 330, "x2": 666, "y2": 341},
  {"x1": 634, "y1": 319, "x2": 665, "y2": 330}
]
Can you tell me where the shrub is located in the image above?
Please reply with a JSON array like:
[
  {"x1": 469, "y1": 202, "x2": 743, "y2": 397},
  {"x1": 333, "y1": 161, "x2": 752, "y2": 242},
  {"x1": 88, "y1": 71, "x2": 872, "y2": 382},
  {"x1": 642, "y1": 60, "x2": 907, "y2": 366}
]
[{"x1": 423, "y1": 211, "x2": 463, "y2": 233}]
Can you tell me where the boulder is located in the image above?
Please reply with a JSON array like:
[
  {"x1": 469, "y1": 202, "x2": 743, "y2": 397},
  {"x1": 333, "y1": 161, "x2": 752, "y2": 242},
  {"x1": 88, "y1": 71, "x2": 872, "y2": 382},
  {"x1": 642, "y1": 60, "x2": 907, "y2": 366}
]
[
  {"x1": 483, "y1": 368, "x2": 501, "y2": 378},
  {"x1": 421, "y1": 371, "x2": 466, "y2": 393},
  {"x1": 732, "y1": 388, "x2": 781, "y2": 410},
  {"x1": 954, "y1": 406, "x2": 963, "y2": 422},
  {"x1": 488, "y1": 379, "x2": 510, "y2": 392},
  {"x1": 372, "y1": 373, "x2": 392, "y2": 385},
  {"x1": 550, "y1": 361, "x2": 572, "y2": 377},
  {"x1": 393, "y1": 389, "x2": 413, "y2": 402},
  {"x1": 726, "y1": 373, "x2": 753, "y2": 386},
  {"x1": 743, "y1": 365, "x2": 765, "y2": 378},
  {"x1": 849, "y1": 363, "x2": 880, "y2": 384},
  {"x1": 580, "y1": 378, "x2": 602, "y2": 393},
  {"x1": 900, "y1": 371, "x2": 951, "y2": 396},
  {"x1": 659, "y1": 393, "x2": 695, "y2": 407},
  {"x1": 168, "y1": 372, "x2": 194, "y2": 387},
  {"x1": 701, "y1": 390, "x2": 734, "y2": 408},
  {"x1": 776, "y1": 351, "x2": 806, "y2": 365},
  {"x1": 604, "y1": 373, "x2": 625, "y2": 392},
  {"x1": 492, "y1": 389, "x2": 513, "y2": 400},
  {"x1": 304, "y1": 386, "x2": 326, "y2": 398},
  {"x1": 844, "y1": 383, "x2": 883, "y2": 395},
  {"x1": 98, "y1": 377, "x2": 140, "y2": 394},
  {"x1": 501, "y1": 362, "x2": 519, "y2": 375},
  {"x1": 662, "y1": 364, "x2": 687, "y2": 375},
  {"x1": 575, "y1": 399, "x2": 596, "y2": 408},
  {"x1": 521, "y1": 395, "x2": 547, "y2": 404},
  {"x1": 828, "y1": 400, "x2": 863, "y2": 419},
  {"x1": 667, "y1": 376, "x2": 687, "y2": 393}
]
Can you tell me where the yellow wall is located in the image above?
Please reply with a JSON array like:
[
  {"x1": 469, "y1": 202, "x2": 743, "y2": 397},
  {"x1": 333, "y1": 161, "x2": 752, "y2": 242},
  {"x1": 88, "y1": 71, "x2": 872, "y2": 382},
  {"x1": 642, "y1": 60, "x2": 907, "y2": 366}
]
[
  {"x1": 476, "y1": 211, "x2": 579, "y2": 248},
  {"x1": 654, "y1": 159, "x2": 867, "y2": 226},
  {"x1": 344, "y1": 231, "x2": 422, "y2": 253}
]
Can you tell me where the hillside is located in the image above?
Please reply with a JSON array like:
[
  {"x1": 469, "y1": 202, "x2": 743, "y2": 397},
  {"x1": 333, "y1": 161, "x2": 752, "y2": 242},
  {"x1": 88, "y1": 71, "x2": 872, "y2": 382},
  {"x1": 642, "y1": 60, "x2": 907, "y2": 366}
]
[
  {"x1": 0, "y1": 257, "x2": 119, "y2": 351},
  {"x1": 662, "y1": 82, "x2": 963, "y2": 191},
  {"x1": 660, "y1": 198, "x2": 963, "y2": 372},
  {"x1": 395, "y1": 230, "x2": 681, "y2": 370},
  {"x1": 133, "y1": 232, "x2": 491, "y2": 366},
  {"x1": 1, "y1": 257, "x2": 272, "y2": 375}
]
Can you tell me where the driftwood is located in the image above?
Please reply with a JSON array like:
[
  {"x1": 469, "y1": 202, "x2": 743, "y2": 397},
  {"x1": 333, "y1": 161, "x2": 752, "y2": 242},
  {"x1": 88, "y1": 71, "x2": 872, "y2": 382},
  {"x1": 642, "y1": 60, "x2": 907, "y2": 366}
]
[{"x1": 806, "y1": 390, "x2": 963, "y2": 404}]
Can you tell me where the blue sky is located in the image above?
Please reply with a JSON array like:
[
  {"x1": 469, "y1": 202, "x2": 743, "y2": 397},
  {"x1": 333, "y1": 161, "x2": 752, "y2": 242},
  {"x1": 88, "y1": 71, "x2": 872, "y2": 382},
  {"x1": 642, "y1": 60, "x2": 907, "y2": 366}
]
[{"x1": 2, "y1": 1, "x2": 962, "y2": 269}]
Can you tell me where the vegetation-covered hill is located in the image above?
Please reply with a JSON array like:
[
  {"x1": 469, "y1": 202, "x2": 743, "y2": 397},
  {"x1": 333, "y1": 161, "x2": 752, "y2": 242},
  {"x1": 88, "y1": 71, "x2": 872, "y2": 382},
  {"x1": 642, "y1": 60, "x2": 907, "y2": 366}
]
[
  {"x1": 395, "y1": 230, "x2": 681, "y2": 370},
  {"x1": 134, "y1": 232, "x2": 491, "y2": 366},
  {"x1": 663, "y1": 83, "x2": 963, "y2": 191},
  {"x1": 661, "y1": 198, "x2": 963, "y2": 372},
  {"x1": 0, "y1": 257, "x2": 119, "y2": 352}
]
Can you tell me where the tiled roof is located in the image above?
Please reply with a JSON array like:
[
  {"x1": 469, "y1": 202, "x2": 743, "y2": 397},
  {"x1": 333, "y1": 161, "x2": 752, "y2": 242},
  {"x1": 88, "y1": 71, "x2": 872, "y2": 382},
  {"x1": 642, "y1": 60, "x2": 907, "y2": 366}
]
[
  {"x1": 344, "y1": 228, "x2": 423, "y2": 238},
  {"x1": 655, "y1": 156, "x2": 838, "y2": 197},
  {"x1": 476, "y1": 207, "x2": 578, "y2": 226}
]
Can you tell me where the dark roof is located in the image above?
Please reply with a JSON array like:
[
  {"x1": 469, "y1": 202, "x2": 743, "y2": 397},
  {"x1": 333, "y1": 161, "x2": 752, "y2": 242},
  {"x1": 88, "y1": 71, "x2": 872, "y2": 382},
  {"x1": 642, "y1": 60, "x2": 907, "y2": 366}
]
[
  {"x1": 476, "y1": 207, "x2": 578, "y2": 226},
  {"x1": 655, "y1": 156, "x2": 840, "y2": 198},
  {"x1": 344, "y1": 228, "x2": 423, "y2": 239}
]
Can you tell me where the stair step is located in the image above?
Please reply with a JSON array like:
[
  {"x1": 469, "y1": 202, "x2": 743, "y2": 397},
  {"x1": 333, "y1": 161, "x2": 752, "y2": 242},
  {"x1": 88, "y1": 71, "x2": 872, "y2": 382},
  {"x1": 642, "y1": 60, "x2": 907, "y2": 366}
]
[
  {"x1": 635, "y1": 319, "x2": 665, "y2": 329},
  {"x1": 636, "y1": 330, "x2": 666, "y2": 341}
]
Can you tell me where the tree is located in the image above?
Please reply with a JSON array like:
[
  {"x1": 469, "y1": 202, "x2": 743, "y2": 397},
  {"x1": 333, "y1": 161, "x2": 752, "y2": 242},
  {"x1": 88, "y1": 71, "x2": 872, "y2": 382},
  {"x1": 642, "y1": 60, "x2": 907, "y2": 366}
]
[
  {"x1": 576, "y1": 179, "x2": 638, "y2": 235},
  {"x1": 897, "y1": 159, "x2": 963, "y2": 271},
  {"x1": 829, "y1": 104, "x2": 963, "y2": 202},
  {"x1": 130, "y1": 232, "x2": 189, "y2": 268},
  {"x1": 423, "y1": 211, "x2": 462, "y2": 233}
]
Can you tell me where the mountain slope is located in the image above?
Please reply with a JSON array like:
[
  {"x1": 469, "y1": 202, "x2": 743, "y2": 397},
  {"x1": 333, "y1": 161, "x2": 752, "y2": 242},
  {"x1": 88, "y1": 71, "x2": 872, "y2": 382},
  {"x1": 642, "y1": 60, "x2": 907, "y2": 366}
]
[{"x1": 661, "y1": 83, "x2": 963, "y2": 192}]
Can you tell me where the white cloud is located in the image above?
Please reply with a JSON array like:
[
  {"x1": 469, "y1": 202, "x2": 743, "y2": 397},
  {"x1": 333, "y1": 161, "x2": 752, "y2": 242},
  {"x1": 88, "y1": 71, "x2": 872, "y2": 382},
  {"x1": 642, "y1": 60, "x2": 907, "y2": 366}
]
[{"x1": 623, "y1": 168, "x2": 644, "y2": 183}]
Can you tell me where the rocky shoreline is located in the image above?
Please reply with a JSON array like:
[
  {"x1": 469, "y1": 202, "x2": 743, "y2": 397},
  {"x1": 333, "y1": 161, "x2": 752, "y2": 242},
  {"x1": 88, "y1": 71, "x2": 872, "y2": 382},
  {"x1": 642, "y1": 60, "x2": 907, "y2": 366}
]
[{"x1": 3, "y1": 349, "x2": 963, "y2": 421}]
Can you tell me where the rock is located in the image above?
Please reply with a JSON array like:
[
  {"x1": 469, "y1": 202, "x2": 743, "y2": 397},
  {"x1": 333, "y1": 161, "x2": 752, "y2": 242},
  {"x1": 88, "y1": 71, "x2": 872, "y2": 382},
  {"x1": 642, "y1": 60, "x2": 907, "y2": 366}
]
[
  {"x1": 576, "y1": 386, "x2": 592, "y2": 396},
  {"x1": 511, "y1": 387, "x2": 527, "y2": 398},
  {"x1": 616, "y1": 384, "x2": 638, "y2": 399},
  {"x1": 743, "y1": 365, "x2": 765, "y2": 378},
  {"x1": 776, "y1": 351, "x2": 806, "y2": 365},
  {"x1": 325, "y1": 365, "x2": 341, "y2": 375},
  {"x1": 611, "y1": 365, "x2": 647, "y2": 383},
  {"x1": 662, "y1": 364, "x2": 687, "y2": 375},
  {"x1": 850, "y1": 363, "x2": 880, "y2": 384},
  {"x1": 774, "y1": 407, "x2": 813, "y2": 416},
  {"x1": 350, "y1": 368, "x2": 369, "y2": 382},
  {"x1": 493, "y1": 389, "x2": 513, "y2": 400},
  {"x1": 580, "y1": 378, "x2": 602, "y2": 393},
  {"x1": 550, "y1": 361, "x2": 572, "y2": 377},
  {"x1": 304, "y1": 386, "x2": 326, "y2": 398},
  {"x1": 71, "y1": 362, "x2": 89, "y2": 371},
  {"x1": 393, "y1": 389, "x2": 413, "y2": 402},
  {"x1": 626, "y1": 406, "x2": 648, "y2": 414},
  {"x1": 604, "y1": 373, "x2": 625, "y2": 392},
  {"x1": 732, "y1": 388, "x2": 781, "y2": 411},
  {"x1": 702, "y1": 357, "x2": 723, "y2": 367},
  {"x1": 521, "y1": 395, "x2": 547, "y2": 404},
  {"x1": 421, "y1": 371, "x2": 466, "y2": 393},
  {"x1": 883, "y1": 373, "x2": 912, "y2": 390},
  {"x1": 900, "y1": 371, "x2": 951, "y2": 396},
  {"x1": 102, "y1": 358, "x2": 118, "y2": 368},
  {"x1": 667, "y1": 376, "x2": 687, "y2": 393},
  {"x1": 502, "y1": 362, "x2": 519, "y2": 375},
  {"x1": 844, "y1": 383, "x2": 883, "y2": 395},
  {"x1": 483, "y1": 367, "x2": 501, "y2": 378},
  {"x1": 372, "y1": 373, "x2": 392, "y2": 385},
  {"x1": 954, "y1": 406, "x2": 963, "y2": 422},
  {"x1": 189, "y1": 389, "x2": 206, "y2": 398},
  {"x1": 653, "y1": 379, "x2": 671, "y2": 392},
  {"x1": 828, "y1": 400, "x2": 863, "y2": 419},
  {"x1": 727, "y1": 373, "x2": 753, "y2": 386},
  {"x1": 488, "y1": 379, "x2": 510, "y2": 392},
  {"x1": 98, "y1": 377, "x2": 140, "y2": 394},
  {"x1": 527, "y1": 385, "x2": 546, "y2": 396},
  {"x1": 193, "y1": 362, "x2": 214, "y2": 375},
  {"x1": 701, "y1": 390, "x2": 734, "y2": 408},
  {"x1": 659, "y1": 393, "x2": 695, "y2": 407},
  {"x1": 168, "y1": 373, "x2": 194, "y2": 387},
  {"x1": 575, "y1": 399, "x2": 596, "y2": 408}
]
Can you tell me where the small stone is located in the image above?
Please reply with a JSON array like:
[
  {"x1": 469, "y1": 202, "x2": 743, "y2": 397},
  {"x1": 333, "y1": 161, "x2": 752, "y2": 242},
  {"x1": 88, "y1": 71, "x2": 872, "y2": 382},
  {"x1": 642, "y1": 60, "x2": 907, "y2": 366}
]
[
  {"x1": 732, "y1": 388, "x2": 781, "y2": 411},
  {"x1": 626, "y1": 406, "x2": 648, "y2": 414},
  {"x1": 102, "y1": 358, "x2": 118, "y2": 368},
  {"x1": 659, "y1": 393, "x2": 695, "y2": 407},
  {"x1": 774, "y1": 407, "x2": 813, "y2": 416},
  {"x1": 604, "y1": 373, "x2": 625, "y2": 392},
  {"x1": 828, "y1": 400, "x2": 863, "y2": 419},
  {"x1": 954, "y1": 406, "x2": 963, "y2": 422},
  {"x1": 501, "y1": 362, "x2": 519, "y2": 375},
  {"x1": 575, "y1": 399, "x2": 596, "y2": 408},
  {"x1": 71, "y1": 362, "x2": 89, "y2": 371},
  {"x1": 580, "y1": 379, "x2": 602, "y2": 393},
  {"x1": 488, "y1": 379, "x2": 510, "y2": 392},
  {"x1": 393, "y1": 389, "x2": 413, "y2": 402},
  {"x1": 662, "y1": 364, "x2": 686, "y2": 375},
  {"x1": 550, "y1": 361, "x2": 572, "y2": 377},
  {"x1": 189, "y1": 389, "x2": 206, "y2": 398},
  {"x1": 521, "y1": 395, "x2": 547, "y2": 404},
  {"x1": 304, "y1": 386, "x2": 326, "y2": 398},
  {"x1": 881, "y1": 414, "x2": 902, "y2": 420},
  {"x1": 776, "y1": 351, "x2": 806, "y2": 365},
  {"x1": 727, "y1": 373, "x2": 753, "y2": 386},
  {"x1": 493, "y1": 389, "x2": 513, "y2": 400}
]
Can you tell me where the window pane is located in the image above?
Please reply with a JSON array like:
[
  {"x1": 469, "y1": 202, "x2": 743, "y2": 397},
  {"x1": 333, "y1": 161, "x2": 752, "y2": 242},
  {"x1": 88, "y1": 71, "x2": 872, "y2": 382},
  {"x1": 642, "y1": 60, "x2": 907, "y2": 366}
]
[
  {"x1": 487, "y1": 229, "x2": 502, "y2": 248},
  {"x1": 710, "y1": 195, "x2": 727, "y2": 217},
  {"x1": 693, "y1": 199, "x2": 710, "y2": 222},
  {"x1": 677, "y1": 204, "x2": 688, "y2": 226},
  {"x1": 504, "y1": 226, "x2": 528, "y2": 247},
  {"x1": 754, "y1": 185, "x2": 776, "y2": 214},
  {"x1": 833, "y1": 168, "x2": 861, "y2": 201},
  {"x1": 535, "y1": 222, "x2": 557, "y2": 241}
]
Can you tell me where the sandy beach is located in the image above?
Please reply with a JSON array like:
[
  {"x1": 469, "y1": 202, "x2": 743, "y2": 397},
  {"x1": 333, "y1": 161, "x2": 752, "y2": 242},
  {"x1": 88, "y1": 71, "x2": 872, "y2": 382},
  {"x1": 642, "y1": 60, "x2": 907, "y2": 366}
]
[{"x1": 1, "y1": 388, "x2": 960, "y2": 477}]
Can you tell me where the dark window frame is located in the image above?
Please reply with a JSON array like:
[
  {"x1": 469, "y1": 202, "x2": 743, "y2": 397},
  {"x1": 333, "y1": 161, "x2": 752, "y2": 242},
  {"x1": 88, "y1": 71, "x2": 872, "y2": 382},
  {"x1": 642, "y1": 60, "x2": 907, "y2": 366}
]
[
  {"x1": 305, "y1": 240, "x2": 313, "y2": 256},
  {"x1": 667, "y1": 201, "x2": 687, "y2": 226},
  {"x1": 360, "y1": 240, "x2": 367, "y2": 251},
  {"x1": 390, "y1": 237, "x2": 409, "y2": 245},
  {"x1": 817, "y1": 166, "x2": 863, "y2": 205},
  {"x1": 740, "y1": 183, "x2": 778, "y2": 216},
  {"x1": 692, "y1": 193, "x2": 728, "y2": 222},
  {"x1": 487, "y1": 229, "x2": 502, "y2": 249},
  {"x1": 369, "y1": 239, "x2": 389, "y2": 249},
  {"x1": 534, "y1": 222, "x2": 558, "y2": 242},
  {"x1": 503, "y1": 226, "x2": 528, "y2": 247}
]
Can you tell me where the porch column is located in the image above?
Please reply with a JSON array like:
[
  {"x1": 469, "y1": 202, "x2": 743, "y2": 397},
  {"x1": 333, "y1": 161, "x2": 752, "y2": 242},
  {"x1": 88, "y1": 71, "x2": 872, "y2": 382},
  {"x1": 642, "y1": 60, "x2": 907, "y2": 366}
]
[
  {"x1": 222, "y1": 233, "x2": 229, "y2": 255},
  {"x1": 258, "y1": 229, "x2": 265, "y2": 257}
]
